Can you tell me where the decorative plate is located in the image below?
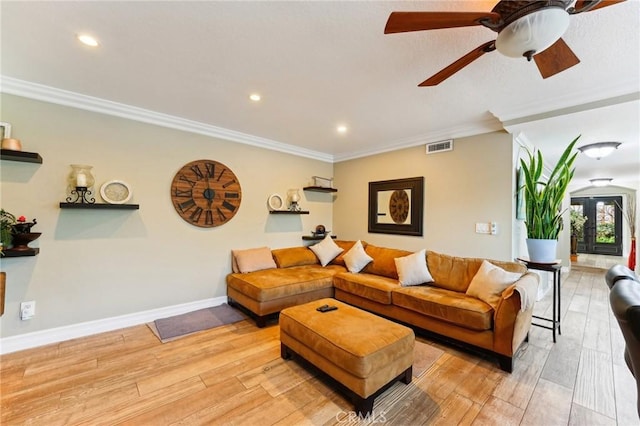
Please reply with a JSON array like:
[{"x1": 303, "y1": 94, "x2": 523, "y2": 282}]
[
  {"x1": 267, "y1": 193, "x2": 284, "y2": 211},
  {"x1": 100, "y1": 180, "x2": 132, "y2": 204}
]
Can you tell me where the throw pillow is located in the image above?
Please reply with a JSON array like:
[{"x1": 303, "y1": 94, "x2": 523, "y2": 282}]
[
  {"x1": 395, "y1": 249, "x2": 434, "y2": 286},
  {"x1": 466, "y1": 260, "x2": 523, "y2": 309},
  {"x1": 232, "y1": 247, "x2": 277, "y2": 273},
  {"x1": 343, "y1": 240, "x2": 373, "y2": 273},
  {"x1": 309, "y1": 235, "x2": 344, "y2": 266}
]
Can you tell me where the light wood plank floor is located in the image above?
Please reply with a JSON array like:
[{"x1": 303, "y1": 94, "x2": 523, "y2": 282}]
[{"x1": 1, "y1": 266, "x2": 638, "y2": 425}]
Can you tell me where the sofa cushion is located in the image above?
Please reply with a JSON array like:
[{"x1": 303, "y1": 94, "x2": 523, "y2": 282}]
[
  {"x1": 331, "y1": 240, "x2": 363, "y2": 266},
  {"x1": 343, "y1": 240, "x2": 373, "y2": 273},
  {"x1": 333, "y1": 272, "x2": 399, "y2": 305},
  {"x1": 227, "y1": 264, "x2": 342, "y2": 302},
  {"x1": 395, "y1": 249, "x2": 434, "y2": 286},
  {"x1": 426, "y1": 251, "x2": 526, "y2": 293},
  {"x1": 362, "y1": 245, "x2": 413, "y2": 279},
  {"x1": 392, "y1": 286, "x2": 493, "y2": 331},
  {"x1": 309, "y1": 235, "x2": 344, "y2": 266},
  {"x1": 466, "y1": 260, "x2": 523, "y2": 309},
  {"x1": 231, "y1": 247, "x2": 277, "y2": 273},
  {"x1": 272, "y1": 247, "x2": 319, "y2": 268}
]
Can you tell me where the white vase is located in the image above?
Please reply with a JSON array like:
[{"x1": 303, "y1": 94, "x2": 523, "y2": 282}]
[{"x1": 526, "y1": 238, "x2": 558, "y2": 263}]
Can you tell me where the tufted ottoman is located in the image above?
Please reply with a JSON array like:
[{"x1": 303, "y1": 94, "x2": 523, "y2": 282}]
[{"x1": 280, "y1": 298, "x2": 414, "y2": 415}]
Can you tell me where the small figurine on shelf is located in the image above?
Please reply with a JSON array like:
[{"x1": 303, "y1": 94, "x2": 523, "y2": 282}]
[
  {"x1": 313, "y1": 225, "x2": 326, "y2": 237},
  {"x1": 0, "y1": 211, "x2": 41, "y2": 253},
  {"x1": 9, "y1": 216, "x2": 40, "y2": 252}
]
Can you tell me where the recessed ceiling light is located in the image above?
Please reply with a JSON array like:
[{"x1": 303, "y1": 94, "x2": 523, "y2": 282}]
[
  {"x1": 249, "y1": 94, "x2": 261, "y2": 102},
  {"x1": 77, "y1": 34, "x2": 99, "y2": 47},
  {"x1": 337, "y1": 125, "x2": 348, "y2": 134}
]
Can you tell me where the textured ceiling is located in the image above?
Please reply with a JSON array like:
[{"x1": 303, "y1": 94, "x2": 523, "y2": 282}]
[{"x1": 1, "y1": 1, "x2": 638, "y2": 188}]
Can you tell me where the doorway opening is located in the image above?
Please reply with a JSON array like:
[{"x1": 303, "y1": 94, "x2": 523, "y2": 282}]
[{"x1": 570, "y1": 196, "x2": 622, "y2": 256}]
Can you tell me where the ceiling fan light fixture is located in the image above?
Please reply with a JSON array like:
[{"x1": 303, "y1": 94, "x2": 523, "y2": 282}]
[
  {"x1": 495, "y1": 7, "x2": 570, "y2": 59},
  {"x1": 590, "y1": 178, "x2": 613, "y2": 187},
  {"x1": 577, "y1": 142, "x2": 621, "y2": 159}
]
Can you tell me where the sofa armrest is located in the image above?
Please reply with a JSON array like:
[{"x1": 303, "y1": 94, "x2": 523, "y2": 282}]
[{"x1": 493, "y1": 272, "x2": 539, "y2": 356}]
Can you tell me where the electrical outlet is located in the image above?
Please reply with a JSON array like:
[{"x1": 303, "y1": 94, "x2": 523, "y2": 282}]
[
  {"x1": 475, "y1": 223, "x2": 490, "y2": 234},
  {"x1": 20, "y1": 301, "x2": 35, "y2": 320}
]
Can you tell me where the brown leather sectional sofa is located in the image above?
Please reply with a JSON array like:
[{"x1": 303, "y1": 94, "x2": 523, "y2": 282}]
[{"x1": 227, "y1": 240, "x2": 539, "y2": 372}]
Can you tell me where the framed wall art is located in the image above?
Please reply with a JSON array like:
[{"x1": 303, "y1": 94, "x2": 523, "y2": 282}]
[{"x1": 368, "y1": 176, "x2": 424, "y2": 236}]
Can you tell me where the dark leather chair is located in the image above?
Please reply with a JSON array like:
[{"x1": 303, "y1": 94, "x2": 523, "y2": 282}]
[
  {"x1": 609, "y1": 273, "x2": 640, "y2": 418},
  {"x1": 605, "y1": 264, "x2": 638, "y2": 289}
]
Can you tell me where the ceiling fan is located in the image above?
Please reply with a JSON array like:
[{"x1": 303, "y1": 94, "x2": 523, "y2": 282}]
[{"x1": 384, "y1": 0, "x2": 625, "y2": 86}]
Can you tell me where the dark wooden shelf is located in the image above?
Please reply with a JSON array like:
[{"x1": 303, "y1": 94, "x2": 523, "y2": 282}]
[
  {"x1": 59, "y1": 203, "x2": 139, "y2": 210},
  {"x1": 302, "y1": 235, "x2": 337, "y2": 241},
  {"x1": 303, "y1": 186, "x2": 337, "y2": 193},
  {"x1": 1, "y1": 149, "x2": 43, "y2": 164},
  {"x1": 269, "y1": 210, "x2": 309, "y2": 215},
  {"x1": 2, "y1": 248, "x2": 40, "y2": 257}
]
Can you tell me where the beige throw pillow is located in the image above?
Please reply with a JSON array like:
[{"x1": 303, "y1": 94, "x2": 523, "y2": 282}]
[
  {"x1": 395, "y1": 249, "x2": 434, "y2": 286},
  {"x1": 232, "y1": 247, "x2": 277, "y2": 273},
  {"x1": 466, "y1": 260, "x2": 523, "y2": 309},
  {"x1": 343, "y1": 240, "x2": 373, "y2": 273},
  {"x1": 309, "y1": 235, "x2": 344, "y2": 266}
]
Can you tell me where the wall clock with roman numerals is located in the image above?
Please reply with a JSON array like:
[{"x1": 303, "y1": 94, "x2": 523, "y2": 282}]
[{"x1": 170, "y1": 159, "x2": 242, "y2": 228}]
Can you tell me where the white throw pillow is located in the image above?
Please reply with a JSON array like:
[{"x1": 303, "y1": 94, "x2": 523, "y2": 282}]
[
  {"x1": 466, "y1": 260, "x2": 523, "y2": 309},
  {"x1": 309, "y1": 235, "x2": 344, "y2": 266},
  {"x1": 343, "y1": 240, "x2": 373, "y2": 273},
  {"x1": 395, "y1": 249, "x2": 434, "y2": 286},
  {"x1": 232, "y1": 247, "x2": 277, "y2": 273}
]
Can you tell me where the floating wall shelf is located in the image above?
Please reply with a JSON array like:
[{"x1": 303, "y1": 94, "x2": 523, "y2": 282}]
[
  {"x1": 302, "y1": 235, "x2": 337, "y2": 241},
  {"x1": 1, "y1": 149, "x2": 43, "y2": 164},
  {"x1": 303, "y1": 186, "x2": 337, "y2": 193},
  {"x1": 59, "y1": 203, "x2": 139, "y2": 210},
  {"x1": 2, "y1": 248, "x2": 40, "y2": 257},
  {"x1": 269, "y1": 210, "x2": 310, "y2": 215}
]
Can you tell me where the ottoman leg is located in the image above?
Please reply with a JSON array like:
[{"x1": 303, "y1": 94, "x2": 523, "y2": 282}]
[
  {"x1": 281, "y1": 343, "x2": 293, "y2": 360},
  {"x1": 355, "y1": 395, "x2": 375, "y2": 417},
  {"x1": 401, "y1": 366, "x2": 412, "y2": 384}
]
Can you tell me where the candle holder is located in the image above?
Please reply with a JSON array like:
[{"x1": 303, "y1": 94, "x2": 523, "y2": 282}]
[
  {"x1": 287, "y1": 188, "x2": 301, "y2": 211},
  {"x1": 66, "y1": 165, "x2": 96, "y2": 204},
  {"x1": 66, "y1": 187, "x2": 96, "y2": 204}
]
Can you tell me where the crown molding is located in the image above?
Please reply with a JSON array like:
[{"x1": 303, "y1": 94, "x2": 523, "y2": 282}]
[
  {"x1": 491, "y1": 79, "x2": 639, "y2": 124},
  {"x1": 333, "y1": 116, "x2": 503, "y2": 162},
  {"x1": 0, "y1": 76, "x2": 334, "y2": 163}
]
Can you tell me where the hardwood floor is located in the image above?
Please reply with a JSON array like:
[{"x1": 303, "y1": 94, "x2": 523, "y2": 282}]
[{"x1": 1, "y1": 265, "x2": 638, "y2": 425}]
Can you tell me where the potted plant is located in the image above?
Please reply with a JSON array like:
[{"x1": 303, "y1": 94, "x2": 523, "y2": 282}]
[
  {"x1": 570, "y1": 209, "x2": 587, "y2": 261},
  {"x1": 0, "y1": 209, "x2": 17, "y2": 255},
  {"x1": 520, "y1": 136, "x2": 580, "y2": 263}
]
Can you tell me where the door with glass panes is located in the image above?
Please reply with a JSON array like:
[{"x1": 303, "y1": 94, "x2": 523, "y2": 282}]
[{"x1": 570, "y1": 196, "x2": 622, "y2": 256}]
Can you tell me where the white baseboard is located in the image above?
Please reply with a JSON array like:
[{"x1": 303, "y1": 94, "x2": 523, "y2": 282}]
[{"x1": 0, "y1": 296, "x2": 227, "y2": 355}]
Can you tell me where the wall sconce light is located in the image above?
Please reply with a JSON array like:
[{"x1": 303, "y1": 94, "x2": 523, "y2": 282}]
[
  {"x1": 577, "y1": 142, "x2": 621, "y2": 160},
  {"x1": 590, "y1": 178, "x2": 613, "y2": 187}
]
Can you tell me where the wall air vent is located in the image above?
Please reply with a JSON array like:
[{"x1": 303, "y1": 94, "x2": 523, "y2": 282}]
[{"x1": 425, "y1": 139, "x2": 453, "y2": 154}]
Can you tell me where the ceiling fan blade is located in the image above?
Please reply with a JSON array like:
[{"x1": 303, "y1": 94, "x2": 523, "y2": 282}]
[
  {"x1": 384, "y1": 11, "x2": 501, "y2": 34},
  {"x1": 533, "y1": 38, "x2": 580, "y2": 79},
  {"x1": 572, "y1": 0, "x2": 625, "y2": 13},
  {"x1": 419, "y1": 41, "x2": 496, "y2": 87}
]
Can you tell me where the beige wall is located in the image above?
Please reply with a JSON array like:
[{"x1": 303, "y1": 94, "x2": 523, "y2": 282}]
[
  {"x1": 0, "y1": 94, "x2": 333, "y2": 338},
  {"x1": 333, "y1": 132, "x2": 516, "y2": 260}
]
